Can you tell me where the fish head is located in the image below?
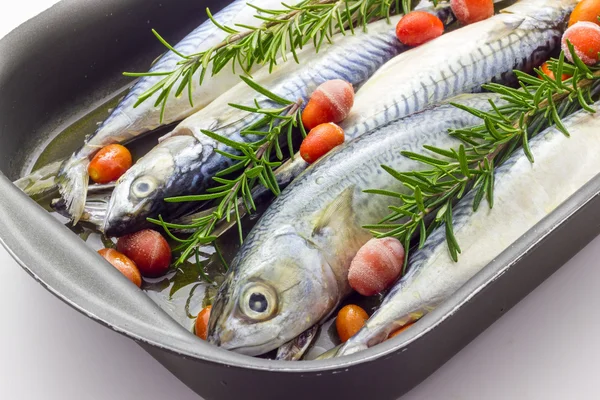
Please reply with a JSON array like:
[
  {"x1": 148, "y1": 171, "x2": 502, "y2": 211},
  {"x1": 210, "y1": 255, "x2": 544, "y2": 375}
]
[
  {"x1": 103, "y1": 135, "x2": 197, "y2": 236},
  {"x1": 208, "y1": 224, "x2": 340, "y2": 356}
]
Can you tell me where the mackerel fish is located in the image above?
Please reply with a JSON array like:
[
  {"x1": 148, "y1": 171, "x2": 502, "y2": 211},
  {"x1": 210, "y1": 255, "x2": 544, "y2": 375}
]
[
  {"x1": 207, "y1": 93, "x2": 502, "y2": 356},
  {"x1": 337, "y1": 102, "x2": 600, "y2": 356}
]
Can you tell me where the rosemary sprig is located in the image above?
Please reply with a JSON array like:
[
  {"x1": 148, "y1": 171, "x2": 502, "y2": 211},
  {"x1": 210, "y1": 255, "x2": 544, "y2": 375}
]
[
  {"x1": 123, "y1": 0, "x2": 406, "y2": 119},
  {"x1": 367, "y1": 44, "x2": 600, "y2": 270},
  {"x1": 150, "y1": 77, "x2": 304, "y2": 266}
]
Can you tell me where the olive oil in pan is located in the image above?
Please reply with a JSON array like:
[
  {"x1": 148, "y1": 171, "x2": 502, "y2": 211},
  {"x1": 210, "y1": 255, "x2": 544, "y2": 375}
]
[{"x1": 31, "y1": 89, "x2": 176, "y2": 172}]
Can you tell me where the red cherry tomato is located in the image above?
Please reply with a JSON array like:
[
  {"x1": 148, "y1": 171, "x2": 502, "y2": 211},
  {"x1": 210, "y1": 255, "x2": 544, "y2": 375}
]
[
  {"x1": 538, "y1": 61, "x2": 571, "y2": 81},
  {"x1": 450, "y1": 0, "x2": 494, "y2": 25},
  {"x1": 98, "y1": 248, "x2": 142, "y2": 287},
  {"x1": 88, "y1": 144, "x2": 132, "y2": 184},
  {"x1": 336, "y1": 304, "x2": 369, "y2": 343},
  {"x1": 301, "y1": 79, "x2": 355, "y2": 130},
  {"x1": 299, "y1": 123, "x2": 345, "y2": 164},
  {"x1": 395, "y1": 11, "x2": 444, "y2": 46},
  {"x1": 569, "y1": 0, "x2": 600, "y2": 27},
  {"x1": 348, "y1": 237, "x2": 405, "y2": 296},
  {"x1": 195, "y1": 306, "x2": 212, "y2": 340},
  {"x1": 117, "y1": 229, "x2": 172, "y2": 278},
  {"x1": 562, "y1": 21, "x2": 600, "y2": 65},
  {"x1": 387, "y1": 322, "x2": 415, "y2": 340}
]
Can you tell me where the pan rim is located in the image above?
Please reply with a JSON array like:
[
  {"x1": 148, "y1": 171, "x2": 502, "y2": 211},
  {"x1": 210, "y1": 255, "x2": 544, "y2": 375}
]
[{"x1": 2, "y1": 168, "x2": 598, "y2": 373}]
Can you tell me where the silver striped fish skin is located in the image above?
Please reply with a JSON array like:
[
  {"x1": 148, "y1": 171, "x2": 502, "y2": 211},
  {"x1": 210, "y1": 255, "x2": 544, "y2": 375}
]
[
  {"x1": 207, "y1": 94, "x2": 502, "y2": 356},
  {"x1": 56, "y1": 0, "x2": 301, "y2": 222},
  {"x1": 175, "y1": 0, "x2": 574, "y2": 230},
  {"x1": 341, "y1": 0, "x2": 575, "y2": 140},
  {"x1": 337, "y1": 103, "x2": 600, "y2": 357},
  {"x1": 102, "y1": 7, "x2": 456, "y2": 236}
]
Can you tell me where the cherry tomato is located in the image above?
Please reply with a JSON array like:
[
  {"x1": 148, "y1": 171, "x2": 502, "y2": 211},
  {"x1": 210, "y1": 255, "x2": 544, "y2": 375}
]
[
  {"x1": 195, "y1": 306, "x2": 212, "y2": 340},
  {"x1": 117, "y1": 229, "x2": 172, "y2": 278},
  {"x1": 450, "y1": 0, "x2": 494, "y2": 25},
  {"x1": 395, "y1": 11, "x2": 444, "y2": 46},
  {"x1": 348, "y1": 237, "x2": 405, "y2": 296},
  {"x1": 98, "y1": 248, "x2": 142, "y2": 288},
  {"x1": 299, "y1": 123, "x2": 345, "y2": 164},
  {"x1": 302, "y1": 79, "x2": 354, "y2": 130},
  {"x1": 88, "y1": 144, "x2": 132, "y2": 184},
  {"x1": 538, "y1": 61, "x2": 571, "y2": 81},
  {"x1": 569, "y1": 0, "x2": 600, "y2": 27},
  {"x1": 388, "y1": 322, "x2": 415, "y2": 340},
  {"x1": 562, "y1": 21, "x2": 600, "y2": 65},
  {"x1": 336, "y1": 304, "x2": 369, "y2": 343}
]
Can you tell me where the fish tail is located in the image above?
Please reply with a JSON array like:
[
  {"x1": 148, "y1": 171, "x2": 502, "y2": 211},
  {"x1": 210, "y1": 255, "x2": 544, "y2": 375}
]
[
  {"x1": 13, "y1": 160, "x2": 63, "y2": 199},
  {"x1": 335, "y1": 342, "x2": 369, "y2": 358},
  {"x1": 334, "y1": 327, "x2": 383, "y2": 357},
  {"x1": 56, "y1": 157, "x2": 90, "y2": 224}
]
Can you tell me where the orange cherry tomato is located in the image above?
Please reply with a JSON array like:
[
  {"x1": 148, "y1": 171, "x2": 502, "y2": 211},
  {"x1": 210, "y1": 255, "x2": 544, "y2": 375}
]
[
  {"x1": 395, "y1": 11, "x2": 444, "y2": 46},
  {"x1": 569, "y1": 0, "x2": 600, "y2": 27},
  {"x1": 336, "y1": 304, "x2": 369, "y2": 343},
  {"x1": 300, "y1": 122, "x2": 345, "y2": 164},
  {"x1": 98, "y1": 248, "x2": 142, "y2": 288},
  {"x1": 348, "y1": 237, "x2": 405, "y2": 296},
  {"x1": 117, "y1": 229, "x2": 172, "y2": 278},
  {"x1": 450, "y1": 0, "x2": 494, "y2": 25},
  {"x1": 538, "y1": 61, "x2": 571, "y2": 81},
  {"x1": 302, "y1": 79, "x2": 355, "y2": 130},
  {"x1": 88, "y1": 144, "x2": 132, "y2": 184},
  {"x1": 562, "y1": 21, "x2": 600, "y2": 65},
  {"x1": 195, "y1": 306, "x2": 212, "y2": 340},
  {"x1": 388, "y1": 323, "x2": 415, "y2": 340}
]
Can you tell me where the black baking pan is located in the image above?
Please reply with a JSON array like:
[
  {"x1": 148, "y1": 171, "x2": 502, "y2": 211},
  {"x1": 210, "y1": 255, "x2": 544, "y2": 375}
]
[{"x1": 1, "y1": 1, "x2": 599, "y2": 399}]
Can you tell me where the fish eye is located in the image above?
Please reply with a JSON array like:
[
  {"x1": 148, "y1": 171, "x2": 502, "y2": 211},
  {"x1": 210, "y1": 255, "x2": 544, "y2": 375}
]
[
  {"x1": 131, "y1": 176, "x2": 158, "y2": 199},
  {"x1": 239, "y1": 283, "x2": 278, "y2": 321}
]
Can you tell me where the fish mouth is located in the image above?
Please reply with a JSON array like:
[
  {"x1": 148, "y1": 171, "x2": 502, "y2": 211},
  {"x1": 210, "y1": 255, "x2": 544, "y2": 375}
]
[
  {"x1": 211, "y1": 332, "x2": 278, "y2": 356},
  {"x1": 103, "y1": 197, "x2": 151, "y2": 236},
  {"x1": 226, "y1": 341, "x2": 275, "y2": 356}
]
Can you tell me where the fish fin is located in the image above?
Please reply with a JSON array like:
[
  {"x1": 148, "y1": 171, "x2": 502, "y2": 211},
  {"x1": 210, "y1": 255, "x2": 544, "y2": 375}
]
[
  {"x1": 311, "y1": 186, "x2": 371, "y2": 256},
  {"x1": 314, "y1": 344, "x2": 344, "y2": 360},
  {"x1": 312, "y1": 186, "x2": 357, "y2": 237},
  {"x1": 158, "y1": 125, "x2": 196, "y2": 143},
  {"x1": 485, "y1": 16, "x2": 525, "y2": 43},
  {"x1": 157, "y1": 130, "x2": 177, "y2": 143},
  {"x1": 56, "y1": 157, "x2": 90, "y2": 224},
  {"x1": 276, "y1": 325, "x2": 319, "y2": 361},
  {"x1": 334, "y1": 342, "x2": 368, "y2": 358}
]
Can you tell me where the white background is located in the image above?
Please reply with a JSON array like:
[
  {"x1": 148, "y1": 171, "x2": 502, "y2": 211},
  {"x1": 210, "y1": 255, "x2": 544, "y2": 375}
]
[{"x1": 1, "y1": 2, "x2": 600, "y2": 399}]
